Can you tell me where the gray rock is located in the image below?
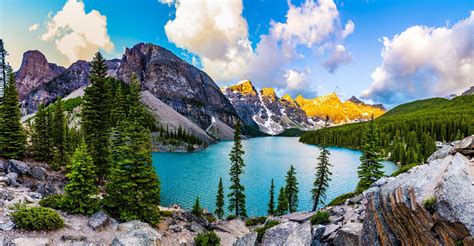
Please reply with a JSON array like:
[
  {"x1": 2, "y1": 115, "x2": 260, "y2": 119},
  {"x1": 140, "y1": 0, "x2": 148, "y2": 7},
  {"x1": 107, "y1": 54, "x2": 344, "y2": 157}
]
[
  {"x1": 61, "y1": 234, "x2": 88, "y2": 242},
  {"x1": 333, "y1": 222, "x2": 362, "y2": 246},
  {"x1": 5, "y1": 173, "x2": 18, "y2": 187},
  {"x1": 322, "y1": 223, "x2": 341, "y2": 240},
  {"x1": 168, "y1": 224, "x2": 182, "y2": 233},
  {"x1": 30, "y1": 166, "x2": 47, "y2": 180},
  {"x1": 28, "y1": 192, "x2": 42, "y2": 199},
  {"x1": 36, "y1": 183, "x2": 60, "y2": 196},
  {"x1": 348, "y1": 194, "x2": 363, "y2": 205},
  {"x1": 280, "y1": 211, "x2": 316, "y2": 223},
  {"x1": 427, "y1": 145, "x2": 454, "y2": 162},
  {"x1": 234, "y1": 231, "x2": 257, "y2": 246},
  {"x1": 88, "y1": 210, "x2": 110, "y2": 231},
  {"x1": 7, "y1": 160, "x2": 30, "y2": 175},
  {"x1": 112, "y1": 220, "x2": 162, "y2": 246},
  {"x1": 0, "y1": 160, "x2": 5, "y2": 172},
  {"x1": 11, "y1": 237, "x2": 51, "y2": 246},
  {"x1": 0, "y1": 221, "x2": 15, "y2": 231},
  {"x1": 312, "y1": 225, "x2": 326, "y2": 241},
  {"x1": 286, "y1": 221, "x2": 313, "y2": 246},
  {"x1": 452, "y1": 135, "x2": 474, "y2": 156},
  {"x1": 262, "y1": 220, "x2": 300, "y2": 245},
  {"x1": 0, "y1": 189, "x2": 14, "y2": 201},
  {"x1": 189, "y1": 221, "x2": 205, "y2": 233},
  {"x1": 435, "y1": 141, "x2": 444, "y2": 148}
]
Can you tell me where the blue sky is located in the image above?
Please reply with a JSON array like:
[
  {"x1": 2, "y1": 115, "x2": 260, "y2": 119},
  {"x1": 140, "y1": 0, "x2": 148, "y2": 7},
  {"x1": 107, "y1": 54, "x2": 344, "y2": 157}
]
[{"x1": 0, "y1": 0, "x2": 472, "y2": 106}]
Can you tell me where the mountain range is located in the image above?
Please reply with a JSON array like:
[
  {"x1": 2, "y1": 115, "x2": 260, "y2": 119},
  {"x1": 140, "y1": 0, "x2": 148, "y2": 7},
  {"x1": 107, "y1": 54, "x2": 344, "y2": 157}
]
[{"x1": 15, "y1": 42, "x2": 387, "y2": 140}]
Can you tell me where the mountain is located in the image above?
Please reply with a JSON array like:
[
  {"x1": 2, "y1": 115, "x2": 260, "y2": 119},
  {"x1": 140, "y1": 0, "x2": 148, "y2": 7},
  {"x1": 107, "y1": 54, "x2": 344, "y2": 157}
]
[
  {"x1": 222, "y1": 80, "x2": 314, "y2": 135},
  {"x1": 295, "y1": 93, "x2": 385, "y2": 124},
  {"x1": 462, "y1": 86, "x2": 474, "y2": 96},
  {"x1": 114, "y1": 43, "x2": 239, "y2": 131},
  {"x1": 15, "y1": 50, "x2": 65, "y2": 100}
]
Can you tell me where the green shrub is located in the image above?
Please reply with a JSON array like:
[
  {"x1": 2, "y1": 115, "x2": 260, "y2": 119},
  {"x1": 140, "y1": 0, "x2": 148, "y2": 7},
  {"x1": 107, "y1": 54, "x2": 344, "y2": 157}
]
[
  {"x1": 194, "y1": 231, "x2": 221, "y2": 246},
  {"x1": 328, "y1": 192, "x2": 359, "y2": 206},
  {"x1": 160, "y1": 210, "x2": 175, "y2": 217},
  {"x1": 390, "y1": 163, "x2": 418, "y2": 177},
  {"x1": 256, "y1": 220, "x2": 280, "y2": 243},
  {"x1": 423, "y1": 196, "x2": 437, "y2": 214},
  {"x1": 226, "y1": 214, "x2": 237, "y2": 220},
  {"x1": 245, "y1": 216, "x2": 267, "y2": 226},
  {"x1": 204, "y1": 214, "x2": 216, "y2": 223},
  {"x1": 39, "y1": 194, "x2": 64, "y2": 209},
  {"x1": 11, "y1": 204, "x2": 64, "y2": 231},
  {"x1": 310, "y1": 211, "x2": 330, "y2": 225}
]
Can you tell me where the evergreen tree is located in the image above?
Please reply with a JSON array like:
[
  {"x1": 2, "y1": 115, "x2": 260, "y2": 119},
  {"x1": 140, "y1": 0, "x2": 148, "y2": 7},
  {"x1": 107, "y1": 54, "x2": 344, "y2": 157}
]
[
  {"x1": 192, "y1": 196, "x2": 203, "y2": 218},
  {"x1": 227, "y1": 121, "x2": 247, "y2": 217},
  {"x1": 214, "y1": 177, "x2": 225, "y2": 219},
  {"x1": 285, "y1": 165, "x2": 299, "y2": 213},
  {"x1": 0, "y1": 73, "x2": 26, "y2": 158},
  {"x1": 420, "y1": 133, "x2": 436, "y2": 161},
  {"x1": 52, "y1": 98, "x2": 68, "y2": 169},
  {"x1": 356, "y1": 117, "x2": 385, "y2": 192},
  {"x1": 31, "y1": 104, "x2": 53, "y2": 161},
  {"x1": 104, "y1": 76, "x2": 161, "y2": 225},
  {"x1": 312, "y1": 116, "x2": 332, "y2": 211},
  {"x1": 267, "y1": 179, "x2": 275, "y2": 215},
  {"x1": 110, "y1": 83, "x2": 127, "y2": 127},
  {"x1": 62, "y1": 142, "x2": 99, "y2": 214},
  {"x1": 81, "y1": 52, "x2": 111, "y2": 184},
  {"x1": 275, "y1": 187, "x2": 288, "y2": 216}
]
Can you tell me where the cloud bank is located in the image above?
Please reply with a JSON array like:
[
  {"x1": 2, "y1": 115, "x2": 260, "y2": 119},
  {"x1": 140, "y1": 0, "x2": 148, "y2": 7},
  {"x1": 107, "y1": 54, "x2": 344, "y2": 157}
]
[
  {"x1": 41, "y1": 0, "x2": 114, "y2": 64},
  {"x1": 162, "y1": 0, "x2": 354, "y2": 97},
  {"x1": 362, "y1": 12, "x2": 474, "y2": 105}
]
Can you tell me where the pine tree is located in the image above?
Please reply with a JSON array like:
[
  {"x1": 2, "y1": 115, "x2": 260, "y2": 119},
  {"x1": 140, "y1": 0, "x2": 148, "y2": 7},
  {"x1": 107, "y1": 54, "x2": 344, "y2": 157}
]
[
  {"x1": 215, "y1": 177, "x2": 225, "y2": 219},
  {"x1": 81, "y1": 52, "x2": 111, "y2": 184},
  {"x1": 285, "y1": 165, "x2": 299, "y2": 213},
  {"x1": 312, "y1": 116, "x2": 332, "y2": 211},
  {"x1": 110, "y1": 82, "x2": 127, "y2": 127},
  {"x1": 51, "y1": 98, "x2": 68, "y2": 169},
  {"x1": 0, "y1": 72, "x2": 26, "y2": 158},
  {"x1": 356, "y1": 117, "x2": 385, "y2": 192},
  {"x1": 31, "y1": 104, "x2": 53, "y2": 161},
  {"x1": 192, "y1": 196, "x2": 203, "y2": 218},
  {"x1": 275, "y1": 187, "x2": 288, "y2": 216},
  {"x1": 228, "y1": 121, "x2": 247, "y2": 217},
  {"x1": 104, "y1": 75, "x2": 161, "y2": 225},
  {"x1": 267, "y1": 179, "x2": 275, "y2": 215},
  {"x1": 62, "y1": 142, "x2": 99, "y2": 214},
  {"x1": 421, "y1": 133, "x2": 436, "y2": 161}
]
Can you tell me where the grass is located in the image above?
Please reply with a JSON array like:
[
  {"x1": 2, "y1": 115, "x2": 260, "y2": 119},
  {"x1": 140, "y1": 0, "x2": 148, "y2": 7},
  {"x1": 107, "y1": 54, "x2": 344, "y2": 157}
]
[
  {"x1": 391, "y1": 163, "x2": 419, "y2": 177},
  {"x1": 245, "y1": 216, "x2": 267, "y2": 226},
  {"x1": 328, "y1": 191, "x2": 360, "y2": 206},
  {"x1": 310, "y1": 211, "x2": 330, "y2": 225}
]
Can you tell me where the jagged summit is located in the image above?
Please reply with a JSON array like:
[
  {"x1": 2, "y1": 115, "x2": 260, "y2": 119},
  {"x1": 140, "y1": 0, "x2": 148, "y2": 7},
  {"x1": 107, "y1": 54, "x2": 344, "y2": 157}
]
[
  {"x1": 226, "y1": 80, "x2": 257, "y2": 96},
  {"x1": 462, "y1": 86, "x2": 474, "y2": 96}
]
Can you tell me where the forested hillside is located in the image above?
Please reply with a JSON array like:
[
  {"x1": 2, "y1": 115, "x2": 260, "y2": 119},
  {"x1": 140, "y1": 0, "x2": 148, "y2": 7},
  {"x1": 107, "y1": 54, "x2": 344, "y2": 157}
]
[{"x1": 300, "y1": 95, "x2": 474, "y2": 165}]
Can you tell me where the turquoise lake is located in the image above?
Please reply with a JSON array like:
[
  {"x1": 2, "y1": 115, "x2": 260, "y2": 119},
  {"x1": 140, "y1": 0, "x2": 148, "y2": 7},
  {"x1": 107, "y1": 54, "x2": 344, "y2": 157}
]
[{"x1": 152, "y1": 137, "x2": 398, "y2": 216}]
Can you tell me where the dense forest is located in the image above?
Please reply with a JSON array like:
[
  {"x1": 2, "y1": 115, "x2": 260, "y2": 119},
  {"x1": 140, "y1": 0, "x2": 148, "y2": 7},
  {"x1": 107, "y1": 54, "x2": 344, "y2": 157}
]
[{"x1": 300, "y1": 95, "x2": 474, "y2": 165}]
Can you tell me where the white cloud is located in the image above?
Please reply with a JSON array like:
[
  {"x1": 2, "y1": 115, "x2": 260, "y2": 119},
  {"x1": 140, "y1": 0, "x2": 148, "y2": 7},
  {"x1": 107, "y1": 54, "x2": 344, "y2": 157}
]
[
  {"x1": 28, "y1": 23, "x2": 39, "y2": 32},
  {"x1": 158, "y1": 0, "x2": 175, "y2": 6},
  {"x1": 41, "y1": 0, "x2": 114, "y2": 64},
  {"x1": 362, "y1": 12, "x2": 474, "y2": 105},
  {"x1": 323, "y1": 44, "x2": 351, "y2": 73},
  {"x1": 161, "y1": 0, "x2": 354, "y2": 95}
]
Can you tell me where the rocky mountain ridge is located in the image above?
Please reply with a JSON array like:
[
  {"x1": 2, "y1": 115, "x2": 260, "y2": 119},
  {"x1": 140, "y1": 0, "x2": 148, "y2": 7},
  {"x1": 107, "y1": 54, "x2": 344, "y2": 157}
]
[{"x1": 222, "y1": 80, "x2": 386, "y2": 135}]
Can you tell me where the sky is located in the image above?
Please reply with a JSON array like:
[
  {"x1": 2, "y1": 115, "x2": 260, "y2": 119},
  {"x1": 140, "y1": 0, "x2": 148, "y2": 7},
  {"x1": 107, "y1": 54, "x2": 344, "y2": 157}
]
[{"x1": 0, "y1": 0, "x2": 473, "y2": 107}]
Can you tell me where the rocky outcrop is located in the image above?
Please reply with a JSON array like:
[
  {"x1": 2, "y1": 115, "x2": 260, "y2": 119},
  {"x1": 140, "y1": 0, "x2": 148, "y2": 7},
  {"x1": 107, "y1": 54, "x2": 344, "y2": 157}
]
[
  {"x1": 461, "y1": 86, "x2": 474, "y2": 96},
  {"x1": 15, "y1": 50, "x2": 65, "y2": 100},
  {"x1": 116, "y1": 43, "x2": 240, "y2": 131}
]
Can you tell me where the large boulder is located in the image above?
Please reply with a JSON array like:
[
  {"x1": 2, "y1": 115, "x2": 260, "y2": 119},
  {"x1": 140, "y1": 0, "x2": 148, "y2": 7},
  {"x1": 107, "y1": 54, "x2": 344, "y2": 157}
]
[
  {"x1": 452, "y1": 135, "x2": 474, "y2": 156},
  {"x1": 7, "y1": 160, "x2": 30, "y2": 175},
  {"x1": 112, "y1": 220, "x2": 162, "y2": 246},
  {"x1": 5, "y1": 173, "x2": 19, "y2": 187},
  {"x1": 261, "y1": 220, "x2": 302, "y2": 245},
  {"x1": 0, "y1": 160, "x2": 5, "y2": 172},
  {"x1": 333, "y1": 222, "x2": 362, "y2": 246},
  {"x1": 88, "y1": 210, "x2": 110, "y2": 231},
  {"x1": 427, "y1": 145, "x2": 454, "y2": 162},
  {"x1": 9, "y1": 237, "x2": 51, "y2": 246},
  {"x1": 234, "y1": 231, "x2": 257, "y2": 246},
  {"x1": 30, "y1": 166, "x2": 47, "y2": 180}
]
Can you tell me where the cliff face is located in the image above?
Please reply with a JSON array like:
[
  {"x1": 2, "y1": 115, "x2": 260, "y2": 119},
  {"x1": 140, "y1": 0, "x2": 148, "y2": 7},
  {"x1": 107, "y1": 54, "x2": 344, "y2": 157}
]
[
  {"x1": 15, "y1": 50, "x2": 65, "y2": 100},
  {"x1": 116, "y1": 43, "x2": 239, "y2": 130}
]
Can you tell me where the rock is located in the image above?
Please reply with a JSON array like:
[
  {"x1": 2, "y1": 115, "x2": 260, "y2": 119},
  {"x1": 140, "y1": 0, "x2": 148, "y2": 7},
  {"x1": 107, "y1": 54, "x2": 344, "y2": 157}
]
[
  {"x1": 36, "y1": 183, "x2": 60, "y2": 196},
  {"x1": 0, "y1": 160, "x2": 5, "y2": 172},
  {"x1": 348, "y1": 194, "x2": 363, "y2": 205},
  {"x1": 168, "y1": 224, "x2": 182, "y2": 233},
  {"x1": 0, "y1": 221, "x2": 15, "y2": 231},
  {"x1": 329, "y1": 207, "x2": 345, "y2": 217},
  {"x1": 452, "y1": 135, "x2": 474, "y2": 156},
  {"x1": 0, "y1": 189, "x2": 14, "y2": 201},
  {"x1": 61, "y1": 234, "x2": 88, "y2": 242},
  {"x1": 333, "y1": 222, "x2": 362, "y2": 246},
  {"x1": 28, "y1": 192, "x2": 42, "y2": 199},
  {"x1": 427, "y1": 145, "x2": 454, "y2": 162},
  {"x1": 189, "y1": 221, "x2": 205, "y2": 233},
  {"x1": 261, "y1": 220, "x2": 300, "y2": 245},
  {"x1": 280, "y1": 211, "x2": 316, "y2": 223},
  {"x1": 312, "y1": 225, "x2": 326, "y2": 241},
  {"x1": 112, "y1": 220, "x2": 162, "y2": 246},
  {"x1": 30, "y1": 166, "x2": 47, "y2": 180},
  {"x1": 7, "y1": 160, "x2": 30, "y2": 175},
  {"x1": 214, "y1": 219, "x2": 249, "y2": 246},
  {"x1": 369, "y1": 176, "x2": 393, "y2": 188},
  {"x1": 286, "y1": 221, "x2": 313, "y2": 245},
  {"x1": 88, "y1": 210, "x2": 110, "y2": 231},
  {"x1": 322, "y1": 223, "x2": 342, "y2": 240},
  {"x1": 11, "y1": 237, "x2": 51, "y2": 246},
  {"x1": 234, "y1": 231, "x2": 257, "y2": 246},
  {"x1": 435, "y1": 141, "x2": 444, "y2": 148},
  {"x1": 5, "y1": 173, "x2": 19, "y2": 187}
]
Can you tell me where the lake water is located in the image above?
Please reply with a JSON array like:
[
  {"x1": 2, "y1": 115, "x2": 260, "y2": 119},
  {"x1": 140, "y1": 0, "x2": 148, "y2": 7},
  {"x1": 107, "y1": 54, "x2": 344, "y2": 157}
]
[{"x1": 152, "y1": 137, "x2": 398, "y2": 216}]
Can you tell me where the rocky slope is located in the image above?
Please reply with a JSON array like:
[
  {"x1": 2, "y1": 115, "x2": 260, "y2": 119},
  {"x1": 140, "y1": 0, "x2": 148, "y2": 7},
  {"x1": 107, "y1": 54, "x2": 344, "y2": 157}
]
[
  {"x1": 296, "y1": 93, "x2": 385, "y2": 124},
  {"x1": 462, "y1": 86, "x2": 474, "y2": 96},
  {"x1": 15, "y1": 50, "x2": 65, "y2": 101},
  {"x1": 222, "y1": 80, "x2": 314, "y2": 135}
]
